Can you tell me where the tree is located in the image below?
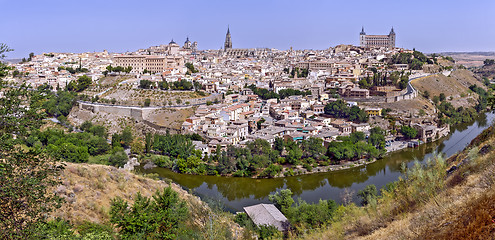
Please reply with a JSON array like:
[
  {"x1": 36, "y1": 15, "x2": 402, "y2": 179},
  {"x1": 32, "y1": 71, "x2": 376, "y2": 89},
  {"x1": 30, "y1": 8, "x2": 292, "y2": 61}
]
[
  {"x1": 110, "y1": 187, "x2": 188, "y2": 239},
  {"x1": 274, "y1": 137, "x2": 285, "y2": 152},
  {"x1": 0, "y1": 149, "x2": 64, "y2": 239},
  {"x1": 80, "y1": 121, "x2": 93, "y2": 132},
  {"x1": 108, "y1": 148, "x2": 128, "y2": 167},
  {"x1": 432, "y1": 95, "x2": 440, "y2": 105},
  {"x1": 124, "y1": 66, "x2": 132, "y2": 74},
  {"x1": 348, "y1": 105, "x2": 369, "y2": 123},
  {"x1": 401, "y1": 125, "x2": 418, "y2": 139},
  {"x1": 130, "y1": 138, "x2": 145, "y2": 155},
  {"x1": 76, "y1": 75, "x2": 92, "y2": 92},
  {"x1": 357, "y1": 184, "x2": 378, "y2": 206},
  {"x1": 368, "y1": 127, "x2": 385, "y2": 149},
  {"x1": 285, "y1": 140, "x2": 302, "y2": 164},
  {"x1": 300, "y1": 137, "x2": 326, "y2": 158},
  {"x1": 145, "y1": 132, "x2": 153, "y2": 153},
  {"x1": 324, "y1": 100, "x2": 349, "y2": 118},
  {"x1": 176, "y1": 155, "x2": 201, "y2": 173},
  {"x1": 439, "y1": 93, "x2": 446, "y2": 102},
  {"x1": 483, "y1": 59, "x2": 495, "y2": 66},
  {"x1": 106, "y1": 65, "x2": 113, "y2": 72},
  {"x1": 268, "y1": 189, "x2": 294, "y2": 214},
  {"x1": 398, "y1": 78, "x2": 408, "y2": 90},
  {"x1": 423, "y1": 90, "x2": 430, "y2": 99},
  {"x1": 0, "y1": 43, "x2": 64, "y2": 239},
  {"x1": 88, "y1": 124, "x2": 107, "y2": 138},
  {"x1": 120, "y1": 127, "x2": 133, "y2": 148},
  {"x1": 139, "y1": 80, "x2": 154, "y2": 89},
  {"x1": 349, "y1": 131, "x2": 365, "y2": 143}
]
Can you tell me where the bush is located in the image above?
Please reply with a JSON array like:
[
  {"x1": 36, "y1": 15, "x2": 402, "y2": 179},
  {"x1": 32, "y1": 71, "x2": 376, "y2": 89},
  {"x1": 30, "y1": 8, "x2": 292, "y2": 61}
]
[
  {"x1": 234, "y1": 213, "x2": 251, "y2": 227},
  {"x1": 357, "y1": 184, "x2": 378, "y2": 206},
  {"x1": 144, "y1": 98, "x2": 151, "y2": 107},
  {"x1": 139, "y1": 80, "x2": 154, "y2": 89},
  {"x1": 110, "y1": 187, "x2": 188, "y2": 239},
  {"x1": 108, "y1": 149, "x2": 128, "y2": 167},
  {"x1": 151, "y1": 155, "x2": 173, "y2": 168},
  {"x1": 258, "y1": 164, "x2": 282, "y2": 178},
  {"x1": 257, "y1": 225, "x2": 281, "y2": 240},
  {"x1": 401, "y1": 125, "x2": 418, "y2": 139}
]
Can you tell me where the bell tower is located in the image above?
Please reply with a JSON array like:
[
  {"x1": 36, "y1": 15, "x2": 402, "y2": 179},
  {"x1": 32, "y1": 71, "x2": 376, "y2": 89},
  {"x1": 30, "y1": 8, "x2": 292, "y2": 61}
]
[
  {"x1": 224, "y1": 26, "x2": 232, "y2": 50},
  {"x1": 359, "y1": 26, "x2": 366, "y2": 47}
]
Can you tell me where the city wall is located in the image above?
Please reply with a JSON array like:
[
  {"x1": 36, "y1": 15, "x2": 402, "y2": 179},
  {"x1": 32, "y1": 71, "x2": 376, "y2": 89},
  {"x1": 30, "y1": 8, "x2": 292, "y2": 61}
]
[{"x1": 79, "y1": 102, "x2": 144, "y2": 121}]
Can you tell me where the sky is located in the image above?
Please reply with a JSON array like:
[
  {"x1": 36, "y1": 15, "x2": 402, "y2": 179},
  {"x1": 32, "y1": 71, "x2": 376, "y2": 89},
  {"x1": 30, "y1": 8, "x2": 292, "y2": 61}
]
[{"x1": 1, "y1": 0, "x2": 494, "y2": 58}]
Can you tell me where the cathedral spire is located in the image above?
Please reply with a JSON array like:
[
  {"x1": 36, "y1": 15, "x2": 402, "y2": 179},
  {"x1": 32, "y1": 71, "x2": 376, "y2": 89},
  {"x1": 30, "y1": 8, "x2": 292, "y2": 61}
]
[{"x1": 224, "y1": 25, "x2": 232, "y2": 49}]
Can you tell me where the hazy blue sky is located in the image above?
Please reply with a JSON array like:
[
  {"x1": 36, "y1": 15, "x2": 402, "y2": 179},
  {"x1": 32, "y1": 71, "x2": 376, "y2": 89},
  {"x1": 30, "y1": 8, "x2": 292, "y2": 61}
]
[{"x1": 1, "y1": 0, "x2": 494, "y2": 58}]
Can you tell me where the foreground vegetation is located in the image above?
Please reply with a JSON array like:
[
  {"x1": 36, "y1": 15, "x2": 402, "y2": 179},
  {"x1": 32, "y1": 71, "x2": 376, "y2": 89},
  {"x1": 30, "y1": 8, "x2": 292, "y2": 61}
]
[{"x1": 298, "y1": 124, "x2": 495, "y2": 239}]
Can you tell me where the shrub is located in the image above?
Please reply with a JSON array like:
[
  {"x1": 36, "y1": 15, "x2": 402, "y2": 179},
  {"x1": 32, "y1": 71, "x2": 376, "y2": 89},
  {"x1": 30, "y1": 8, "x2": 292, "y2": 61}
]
[
  {"x1": 110, "y1": 187, "x2": 188, "y2": 239},
  {"x1": 108, "y1": 149, "x2": 128, "y2": 167},
  {"x1": 357, "y1": 184, "x2": 378, "y2": 206},
  {"x1": 144, "y1": 98, "x2": 151, "y2": 107}
]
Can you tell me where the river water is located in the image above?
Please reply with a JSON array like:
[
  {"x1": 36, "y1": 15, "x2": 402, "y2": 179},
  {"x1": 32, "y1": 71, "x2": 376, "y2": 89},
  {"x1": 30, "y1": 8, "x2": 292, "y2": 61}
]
[{"x1": 140, "y1": 112, "x2": 495, "y2": 212}]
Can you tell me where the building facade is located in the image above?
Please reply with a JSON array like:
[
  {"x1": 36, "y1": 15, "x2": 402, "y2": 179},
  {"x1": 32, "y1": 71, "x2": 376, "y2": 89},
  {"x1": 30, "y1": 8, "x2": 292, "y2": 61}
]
[
  {"x1": 113, "y1": 55, "x2": 184, "y2": 73},
  {"x1": 359, "y1": 27, "x2": 396, "y2": 48}
]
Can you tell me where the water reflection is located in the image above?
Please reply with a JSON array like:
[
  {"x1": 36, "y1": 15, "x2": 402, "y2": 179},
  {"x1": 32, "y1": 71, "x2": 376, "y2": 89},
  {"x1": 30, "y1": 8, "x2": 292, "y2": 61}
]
[{"x1": 140, "y1": 112, "x2": 495, "y2": 212}]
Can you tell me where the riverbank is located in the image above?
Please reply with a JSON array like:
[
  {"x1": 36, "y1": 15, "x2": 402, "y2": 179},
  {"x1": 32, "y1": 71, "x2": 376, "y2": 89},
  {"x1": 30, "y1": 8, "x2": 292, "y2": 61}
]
[
  {"x1": 272, "y1": 158, "x2": 378, "y2": 177},
  {"x1": 304, "y1": 120, "x2": 495, "y2": 240}
]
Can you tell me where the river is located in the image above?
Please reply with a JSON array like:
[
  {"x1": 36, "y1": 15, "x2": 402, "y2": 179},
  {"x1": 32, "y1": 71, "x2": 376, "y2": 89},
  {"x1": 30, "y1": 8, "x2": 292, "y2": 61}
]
[{"x1": 139, "y1": 112, "x2": 495, "y2": 212}]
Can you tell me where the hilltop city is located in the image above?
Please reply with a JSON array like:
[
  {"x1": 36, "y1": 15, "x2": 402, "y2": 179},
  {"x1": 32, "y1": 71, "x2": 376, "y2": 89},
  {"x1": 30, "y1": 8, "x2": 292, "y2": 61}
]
[{"x1": 5, "y1": 27, "x2": 459, "y2": 162}]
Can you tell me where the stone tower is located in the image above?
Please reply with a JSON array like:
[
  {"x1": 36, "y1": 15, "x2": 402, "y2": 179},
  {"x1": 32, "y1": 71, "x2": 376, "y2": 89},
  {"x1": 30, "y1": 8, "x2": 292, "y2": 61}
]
[
  {"x1": 388, "y1": 27, "x2": 396, "y2": 48},
  {"x1": 184, "y1": 37, "x2": 192, "y2": 49},
  {"x1": 224, "y1": 26, "x2": 232, "y2": 50},
  {"x1": 359, "y1": 27, "x2": 366, "y2": 47}
]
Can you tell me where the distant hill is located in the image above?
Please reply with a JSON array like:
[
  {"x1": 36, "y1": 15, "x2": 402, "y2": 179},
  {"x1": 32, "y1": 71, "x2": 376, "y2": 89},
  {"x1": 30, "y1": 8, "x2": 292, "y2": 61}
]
[
  {"x1": 436, "y1": 52, "x2": 495, "y2": 67},
  {"x1": 4, "y1": 58, "x2": 22, "y2": 64}
]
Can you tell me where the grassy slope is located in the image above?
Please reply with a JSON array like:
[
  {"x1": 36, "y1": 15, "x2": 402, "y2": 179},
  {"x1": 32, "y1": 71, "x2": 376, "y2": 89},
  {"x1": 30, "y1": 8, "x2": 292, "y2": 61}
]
[
  {"x1": 51, "y1": 162, "x2": 242, "y2": 239},
  {"x1": 411, "y1": 69, "x2": 484, "y2": 107},
  {"x1": 303, "y1": 124, "x2": 495, "y2": 240}
]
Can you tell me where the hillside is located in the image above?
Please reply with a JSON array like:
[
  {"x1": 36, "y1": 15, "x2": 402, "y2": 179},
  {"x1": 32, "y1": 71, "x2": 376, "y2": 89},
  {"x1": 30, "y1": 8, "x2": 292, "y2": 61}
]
[
  {"x1": 474, "y1": 64, "x2": 495, "y2": 80},
  {"x1": 439, "y1": 52, "x2": 495, "y2": 67},
  {"x1": 303, "y1": 122, "x2": 495, "y2": 240},
  {"x1": 68, "y1": 105, "x2": 195, "y2": 136},
  {"x1": 411, "y1": 69, "x2": 485, "y2": 108},
  {"x1": 51, "y1": 162, "x2": 241, "y2": 239}
]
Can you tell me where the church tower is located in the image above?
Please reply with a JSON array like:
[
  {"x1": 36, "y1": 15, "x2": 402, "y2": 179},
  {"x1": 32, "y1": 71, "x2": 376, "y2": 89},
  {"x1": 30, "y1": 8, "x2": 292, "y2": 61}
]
[
  {"x1": 359, "y1": 27, "x2": 366, "y2": 47},
  {"x1": 224, "y1": 26, "x2": 232, "y2": 50},
  {"x1": 388, "y1": 27, "x2": 396, "y2": 48}
]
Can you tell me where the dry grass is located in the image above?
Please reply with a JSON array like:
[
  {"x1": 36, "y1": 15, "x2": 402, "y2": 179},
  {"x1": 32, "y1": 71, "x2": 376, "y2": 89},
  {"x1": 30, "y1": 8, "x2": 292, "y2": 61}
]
[
  {"x1": 361, "y1": 97, "x2": 435, "y2": 116},
  {"x1": 52, "y1": 163, "x2": 171, "y2": 224},
  {"x1": 145, "y1": 107, "x2": 196, "y2": 130},
  {"x1": 51, "y1": 162, "x2": 239, "y2": 233},
  {"x1": 411, "y1": 69, "x2": 484, "y2": 108}
]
